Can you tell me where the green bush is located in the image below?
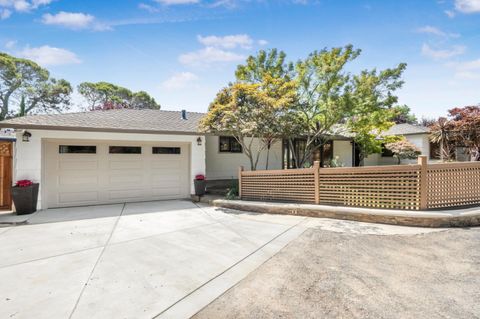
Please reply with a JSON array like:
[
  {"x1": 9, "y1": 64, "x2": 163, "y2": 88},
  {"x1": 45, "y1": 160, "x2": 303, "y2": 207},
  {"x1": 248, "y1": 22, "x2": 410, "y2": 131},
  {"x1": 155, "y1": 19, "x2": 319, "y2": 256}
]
[{"x1": 225, "y1": 179, "x2": 239, "y2": 199}]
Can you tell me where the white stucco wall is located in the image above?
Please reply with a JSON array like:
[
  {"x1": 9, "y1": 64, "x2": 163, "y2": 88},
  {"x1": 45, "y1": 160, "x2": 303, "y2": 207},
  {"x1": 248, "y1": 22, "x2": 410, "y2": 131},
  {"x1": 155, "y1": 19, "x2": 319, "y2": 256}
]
[
  {"x1": 364, "y1": 133, "x2": 430, "y2": 166},
  {"x1": 205, "y1": 135, "x2": 282, "y2": 179},
  {"x1": 332, "y1": 140, "x2": 353, "y2": 167},
  {"x1": 14, "y1": 129, "x2": 206, "y2": 209}
]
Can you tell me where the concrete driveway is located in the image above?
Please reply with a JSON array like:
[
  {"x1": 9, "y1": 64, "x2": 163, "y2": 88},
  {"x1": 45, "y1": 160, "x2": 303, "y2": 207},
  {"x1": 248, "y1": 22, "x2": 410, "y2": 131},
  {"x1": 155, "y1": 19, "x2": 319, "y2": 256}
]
[
  {"x1": 0, "y1": 200, "x2": 308, "y2": 319},
  {"x1": 0, "y1": 200, "x2": 444, "y2": 319}
]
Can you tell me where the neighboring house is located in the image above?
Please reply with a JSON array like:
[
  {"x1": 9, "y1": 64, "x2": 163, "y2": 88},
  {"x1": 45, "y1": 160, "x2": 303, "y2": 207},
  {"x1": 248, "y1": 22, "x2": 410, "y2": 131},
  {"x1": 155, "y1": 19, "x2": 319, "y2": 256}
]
[
  {"x1": 364, "y1": 123, "x2": 431, "y2": 166},
  {"x1": 0, "y1": 109, "x2": 431, "y2": 209}
]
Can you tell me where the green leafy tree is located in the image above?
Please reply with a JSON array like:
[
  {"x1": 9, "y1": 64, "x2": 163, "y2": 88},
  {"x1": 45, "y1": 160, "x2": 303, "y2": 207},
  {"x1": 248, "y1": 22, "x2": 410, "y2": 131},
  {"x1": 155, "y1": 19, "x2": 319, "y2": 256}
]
[
  {"x1": 235, "y1": 49, "x2": 294, "y2": 83},
  {"x1": 204, "y1": 46, "x2": 407, "y2": 169},
  {"x1": 0, "y1": 52, "x2": 72, "y2": 120},
  {"x1": 391, "y1": 105, "x2": 417, "y2": 124},
  {"x1": 78, "y1": 82, "x2": 160, "y2": 110},
  {"x1": 235, "y1": 49, "x2": 296, "y2": 168},
  {"x1": 385, "y1": 139, "x2": 421, "y2": 164},
  {"x1": 200, "y1": 76, "x2": 297, "y2": 170},
  {"x1": 347, "y1": 64, "x2": 407, "y2": 163},
  {"x1": 289, "y1": 45, "x2": 359, "y2": 167}
]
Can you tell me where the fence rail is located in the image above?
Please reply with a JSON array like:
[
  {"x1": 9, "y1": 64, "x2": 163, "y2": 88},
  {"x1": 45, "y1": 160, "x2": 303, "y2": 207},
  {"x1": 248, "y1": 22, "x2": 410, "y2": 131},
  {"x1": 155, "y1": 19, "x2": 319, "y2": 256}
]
[{"x1": 238, "y1": 156, "x2": 480, "y2": 210}]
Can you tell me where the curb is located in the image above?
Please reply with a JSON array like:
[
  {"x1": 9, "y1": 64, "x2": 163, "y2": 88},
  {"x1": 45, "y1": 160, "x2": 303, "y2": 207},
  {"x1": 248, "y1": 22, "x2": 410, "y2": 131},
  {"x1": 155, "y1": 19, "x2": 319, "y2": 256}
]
[{"x1": 212, "y1": 199, "x2": 480, "y2": 228}]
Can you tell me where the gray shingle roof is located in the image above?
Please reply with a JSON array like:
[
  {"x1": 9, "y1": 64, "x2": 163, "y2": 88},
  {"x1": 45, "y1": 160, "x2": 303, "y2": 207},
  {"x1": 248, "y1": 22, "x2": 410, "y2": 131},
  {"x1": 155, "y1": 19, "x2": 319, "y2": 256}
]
[
  {"x1": 0, "y1": 109, "x2": 205, "y2": 135},
  {"x1": 384, "y1": 123, "x2": 430, "y2": 136}
]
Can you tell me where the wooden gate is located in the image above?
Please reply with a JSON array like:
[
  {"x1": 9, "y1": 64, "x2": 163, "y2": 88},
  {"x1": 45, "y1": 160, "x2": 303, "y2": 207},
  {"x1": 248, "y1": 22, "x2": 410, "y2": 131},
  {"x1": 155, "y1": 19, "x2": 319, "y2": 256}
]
[{"x1": 0, "y1": 141, "x2": 12, "y2": 210}]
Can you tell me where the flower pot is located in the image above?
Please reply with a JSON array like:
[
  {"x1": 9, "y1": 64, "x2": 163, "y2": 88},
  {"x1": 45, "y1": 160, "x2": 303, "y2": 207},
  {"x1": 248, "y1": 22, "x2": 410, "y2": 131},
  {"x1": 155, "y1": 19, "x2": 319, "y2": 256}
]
[
  {"x1": 194, "y1": 179, "x2": 206, "y2": 196},
  {"x1": 12, "y1": 183, "x2": 39, "y2": 215}
]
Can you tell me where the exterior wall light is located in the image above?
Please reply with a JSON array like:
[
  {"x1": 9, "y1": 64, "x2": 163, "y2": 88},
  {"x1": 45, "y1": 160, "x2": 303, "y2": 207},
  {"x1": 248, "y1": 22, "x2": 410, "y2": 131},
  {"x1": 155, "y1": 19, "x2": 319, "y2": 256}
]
[
  {"x1": 197, "y1": 137, "x2": 202, "y2": 146},
  {"x1": 22, "y1": 130, "x2": 31, "y2": 142}
]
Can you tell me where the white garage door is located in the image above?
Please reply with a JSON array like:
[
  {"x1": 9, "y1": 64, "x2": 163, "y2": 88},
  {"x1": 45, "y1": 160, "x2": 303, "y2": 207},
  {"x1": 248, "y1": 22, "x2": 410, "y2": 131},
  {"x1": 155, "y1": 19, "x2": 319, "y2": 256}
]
[{"x1": 45, "y1": 140, "x2": 190, "y2": 208}]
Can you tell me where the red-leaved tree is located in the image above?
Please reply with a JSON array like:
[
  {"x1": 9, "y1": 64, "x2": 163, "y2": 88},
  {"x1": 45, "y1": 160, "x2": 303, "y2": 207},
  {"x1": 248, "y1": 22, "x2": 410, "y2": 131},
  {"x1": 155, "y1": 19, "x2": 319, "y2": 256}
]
[{"x1": 448, "y1": 106, "x2": 480, "y2": 161}]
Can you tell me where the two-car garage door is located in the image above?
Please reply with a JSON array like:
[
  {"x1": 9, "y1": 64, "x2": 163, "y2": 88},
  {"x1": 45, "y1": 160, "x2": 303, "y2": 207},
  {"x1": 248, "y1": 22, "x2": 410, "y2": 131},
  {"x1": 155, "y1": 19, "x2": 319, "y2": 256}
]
[{"x1": 45, "y1": 140, "x2": 190, "y2": 208}]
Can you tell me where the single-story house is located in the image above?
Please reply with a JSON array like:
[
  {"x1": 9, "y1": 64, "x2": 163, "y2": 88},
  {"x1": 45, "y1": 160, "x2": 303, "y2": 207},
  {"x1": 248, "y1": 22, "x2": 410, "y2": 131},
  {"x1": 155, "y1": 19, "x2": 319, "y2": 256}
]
[
  {"x1": 0, "y1": 109, "x2": 431, "y2": 209},
  {"x1": 364, "y1": 123, "x2": 431, "y2": 166}
]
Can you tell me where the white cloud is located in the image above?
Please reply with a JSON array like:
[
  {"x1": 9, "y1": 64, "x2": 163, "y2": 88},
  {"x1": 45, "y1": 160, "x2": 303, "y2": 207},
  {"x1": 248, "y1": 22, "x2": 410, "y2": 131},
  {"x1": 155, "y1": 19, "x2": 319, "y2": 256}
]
[
  {"x1": 210, "y1": 0, "x2": 238, "y2": 8},
  {"x1": 41, "y1": 11, "x2": 111, "y2": 31},
  {"x1": 42, "y1": 12, "x2": 93, "y2": 29},
  {"x1": 13, "y1": 0, "x2": 29, "y2": 11},
  {"x1": 31, "y1": 0, "x2": 53, "y2": 6},
  {"x1": 179, "y1": 33, "x2": 266, "y2": 67},
  {"x1": 197, "y1": 34, "x2": 253, "y2": 49},
  {"x1": 455, "y1": 0, "x2": 480, "y2": 13},
  {"x1": 19, "y1": 45, "x2": 81, "y2": 66},
  {"x1": 444, "y1": 9, "x2": 456, "y2": 17},
  {"x1": 210, "y1": 0, "x2": 310, "y2": 8},
  {"x1": 179, "y1": 46, "x2": 245, "y2": 66},
  {"x1": 416, "y1": 26, "x2": 460, "y2": 38},
  {"x1": 0, "y1": 0, "x2": 52, "y2": 13},
  {"x1": 161, "y1": 72, "x2": 198, "y2": 89},
  {"x1": 421, "y1": 43, "x2": 466, "y2": 60},
  {"x1": 448, "y1": 58, "x2": 480, "y2": 79},
  {"x1": 138, "y1": 3, "x2": 159, "y2": 12},
  {"x1": 154, "y1": 0, "x2": 199, "y2": 4},
  {"x1": 0, "y1": 8, "x2": 11, "y2": 19},
  {"x1": 4, "y1": 40, "x2": 16, "y2": 49}
]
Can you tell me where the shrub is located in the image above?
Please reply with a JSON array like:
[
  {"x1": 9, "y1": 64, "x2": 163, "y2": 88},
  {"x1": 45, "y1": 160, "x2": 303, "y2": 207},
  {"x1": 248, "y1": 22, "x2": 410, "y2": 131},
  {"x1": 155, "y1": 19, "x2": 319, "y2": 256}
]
[
  {"x1": 385, "y1": 140, "x2": 421, "y2": 164},
  {"x1": 225, "y1": 179, "x2": 239, "y2": 200}
]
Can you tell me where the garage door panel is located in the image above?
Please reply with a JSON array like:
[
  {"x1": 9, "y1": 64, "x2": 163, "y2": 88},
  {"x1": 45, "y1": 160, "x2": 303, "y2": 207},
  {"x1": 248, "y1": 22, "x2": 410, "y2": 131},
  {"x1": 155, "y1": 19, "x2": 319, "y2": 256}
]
[
  {"x1": 59, "y1": 174, "x2": 99, "y2": 186},
  {"x1": 46, "y1": 141, "x2": 190, "y2": 208},
  {"x1": 151, "y1": 187, "x2": 182, "y2": 197},
  {"x1": 151, "y1": 160, "x2": 181, "y2": 169},
  {"x1": 151, "y1": 175, "x2": 181, "y2": 184},
  {"x1": 59, "y1": 191, "x2": 99, "y2": 204},
  {"x1": 59, "y1": 159, "x2": 98, "y2": 170},
  {"x1": 108, "y1": 174, "x2": 143, "y2": 184},
  {"x1": 109, "y1": 160, "x2": 143, "y2": 170},
  {"x1": 108, "y1": 189, "x2": 144, "y2": 200}
]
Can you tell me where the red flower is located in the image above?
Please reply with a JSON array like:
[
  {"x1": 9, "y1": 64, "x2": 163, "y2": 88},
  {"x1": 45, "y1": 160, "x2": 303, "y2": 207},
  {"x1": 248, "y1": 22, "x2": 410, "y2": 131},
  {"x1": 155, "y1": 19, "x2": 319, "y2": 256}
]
[
  {"x1": 16, "y1": 180, "x2": 33, "y2": 187},
  {"x1": 195, "y1": 174, "x2": 206, "y2": 180}
]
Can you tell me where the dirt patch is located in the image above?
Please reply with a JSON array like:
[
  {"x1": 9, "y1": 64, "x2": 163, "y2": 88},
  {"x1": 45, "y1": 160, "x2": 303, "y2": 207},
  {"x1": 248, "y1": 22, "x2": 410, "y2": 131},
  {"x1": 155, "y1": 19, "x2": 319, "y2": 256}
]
[{"x1": 194, "y1": 228, "x2": 480, "y2": 319}]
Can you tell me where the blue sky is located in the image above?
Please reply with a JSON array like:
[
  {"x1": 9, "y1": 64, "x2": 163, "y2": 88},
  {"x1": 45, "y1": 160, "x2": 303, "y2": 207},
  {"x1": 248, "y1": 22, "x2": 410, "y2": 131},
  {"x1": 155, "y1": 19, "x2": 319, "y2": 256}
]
[{"x1": 1, "y1": 0, "x2": 479, "y2": 119}]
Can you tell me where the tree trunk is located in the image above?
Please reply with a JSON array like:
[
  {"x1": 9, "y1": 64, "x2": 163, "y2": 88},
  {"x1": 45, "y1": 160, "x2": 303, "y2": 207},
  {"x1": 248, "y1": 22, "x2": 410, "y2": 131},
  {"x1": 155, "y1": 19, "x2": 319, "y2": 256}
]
[
  {"x1": 249, "y1": 155, "x2": 255, "y2": 171},
  {"x1": 0, "y1": 97, "x2": 8, "y2": 121},
  {"x1": 265, "y1": 142, "x2": 271, "y2": 170},
  {"x1": 440, "y1": 136, "x2": 444, "y2": 162}
]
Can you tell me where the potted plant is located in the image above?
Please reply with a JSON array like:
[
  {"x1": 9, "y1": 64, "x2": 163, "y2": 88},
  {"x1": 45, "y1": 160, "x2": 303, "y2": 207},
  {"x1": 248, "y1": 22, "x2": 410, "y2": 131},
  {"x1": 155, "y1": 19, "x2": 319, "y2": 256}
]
[
  {"x1": 12, "y1": 180, "x2": 39, "y2": 215},
  {"x1": 194, "y1": 174, "x2": 207, "y2": 196}
]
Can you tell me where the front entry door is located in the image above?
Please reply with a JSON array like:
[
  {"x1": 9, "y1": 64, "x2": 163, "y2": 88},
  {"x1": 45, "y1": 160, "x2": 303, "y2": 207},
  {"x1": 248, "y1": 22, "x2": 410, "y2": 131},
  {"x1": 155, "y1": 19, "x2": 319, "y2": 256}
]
[{"x1": 0, "y1": 141, "x2": 12, "y2": 210}]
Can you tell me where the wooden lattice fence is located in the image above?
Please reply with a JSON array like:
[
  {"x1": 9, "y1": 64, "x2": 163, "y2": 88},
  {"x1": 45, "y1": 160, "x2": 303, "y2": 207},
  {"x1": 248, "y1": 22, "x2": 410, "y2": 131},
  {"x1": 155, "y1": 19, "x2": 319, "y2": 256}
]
[
  {"x1": 239, "y1": 167, "x2": 317, "y2": 203},
  {"x1": 427, "y1": 162, "x2": 480, "y2": 209},
  {"x1": 239, "y1": 156, "x2": 480, "y2": 210}
]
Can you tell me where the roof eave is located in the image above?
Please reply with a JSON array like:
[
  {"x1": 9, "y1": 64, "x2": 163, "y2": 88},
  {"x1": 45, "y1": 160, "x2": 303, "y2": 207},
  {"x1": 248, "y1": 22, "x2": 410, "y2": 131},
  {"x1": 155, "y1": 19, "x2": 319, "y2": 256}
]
[{"x1": 0, "y1": 124, "x2": 203, "y2": 136}]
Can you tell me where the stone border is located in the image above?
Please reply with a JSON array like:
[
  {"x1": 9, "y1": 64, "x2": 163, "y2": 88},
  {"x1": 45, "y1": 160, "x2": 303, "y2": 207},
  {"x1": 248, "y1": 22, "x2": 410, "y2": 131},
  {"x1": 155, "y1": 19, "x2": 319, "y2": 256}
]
[{"x1": 212, "y1": 199, "x2": 480, "y2": 228}]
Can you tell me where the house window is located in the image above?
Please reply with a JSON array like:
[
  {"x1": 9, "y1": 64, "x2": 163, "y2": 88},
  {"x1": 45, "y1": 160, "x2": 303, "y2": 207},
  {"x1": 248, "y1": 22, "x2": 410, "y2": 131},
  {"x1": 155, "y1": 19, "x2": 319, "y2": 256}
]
[
  {"x1": 219, "y1": 136, "x2": 242, "y2": 153},
  {"x1": 59, "y1": 145, "x2": 96, "y2": 154},
  {"x1": 152, "y1": 147, "x2": 181, "y2": 154},
  {"x1": 381, "y1": 144, "x2": 394, "y2": 157},
  {"x1": 109, "y1": 146, "x2": 141, "y2": 154}
]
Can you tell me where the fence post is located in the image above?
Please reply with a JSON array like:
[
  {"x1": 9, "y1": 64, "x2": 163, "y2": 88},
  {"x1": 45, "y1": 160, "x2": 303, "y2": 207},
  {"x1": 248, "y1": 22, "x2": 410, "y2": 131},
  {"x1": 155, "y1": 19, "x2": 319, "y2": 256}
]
[
  {"x1": 313, "y1": 161, "x2": 320, "y2": 204},
  {"x1": 418, "y1": 155, "x2": 428, "y2": 210},
  {"x1": 238, "y1": 166, "x2": 244, "y2": 199}
]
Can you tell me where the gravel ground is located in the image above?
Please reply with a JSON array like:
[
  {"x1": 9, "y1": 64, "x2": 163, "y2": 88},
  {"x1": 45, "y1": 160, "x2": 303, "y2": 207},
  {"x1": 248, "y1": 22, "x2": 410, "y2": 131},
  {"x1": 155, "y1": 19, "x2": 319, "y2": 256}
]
[{"x1": 194, "y1": 227, "x2": 480, "y2": 319}]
